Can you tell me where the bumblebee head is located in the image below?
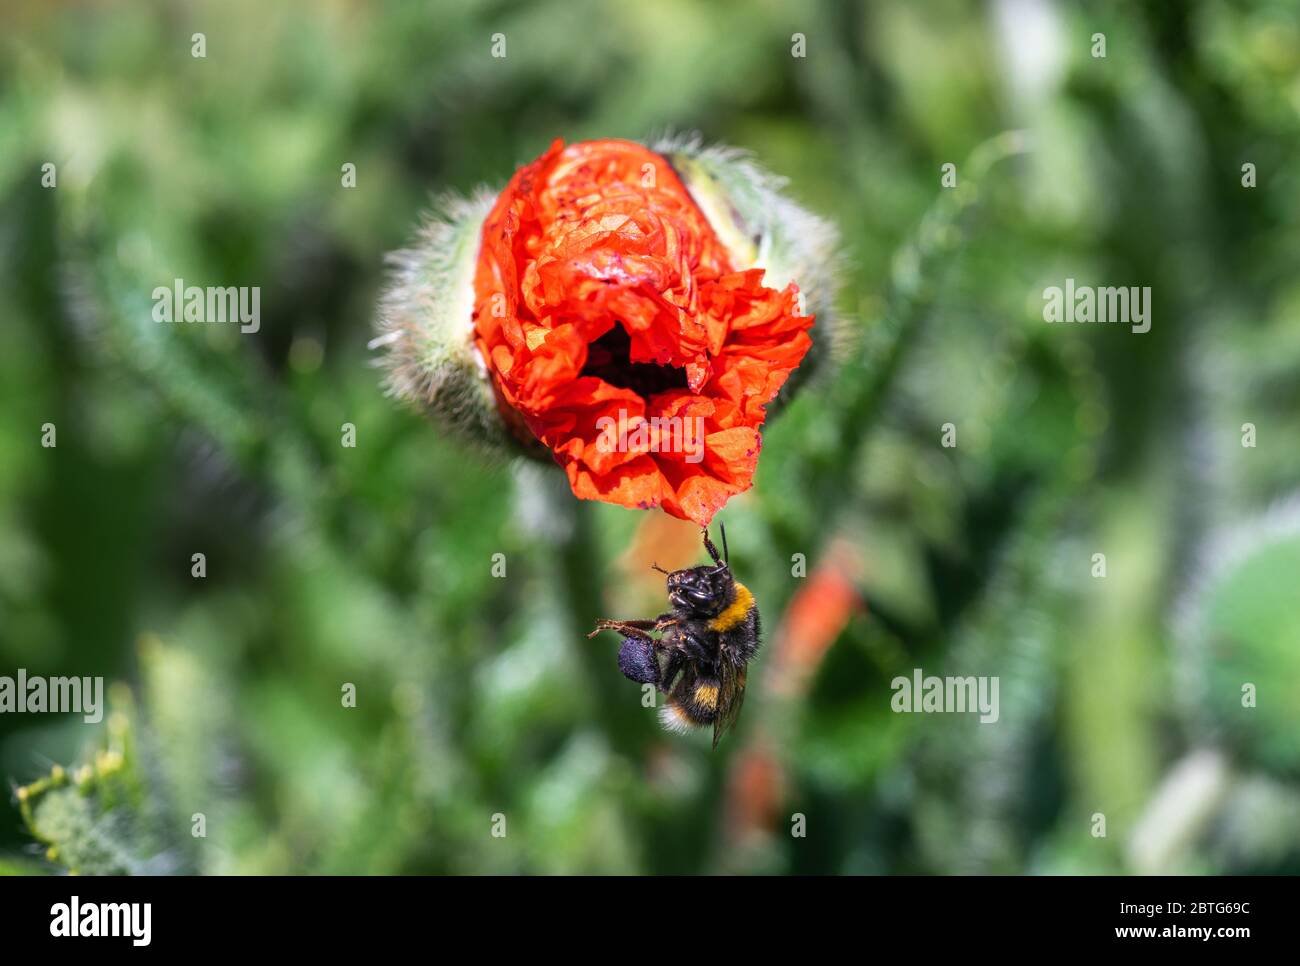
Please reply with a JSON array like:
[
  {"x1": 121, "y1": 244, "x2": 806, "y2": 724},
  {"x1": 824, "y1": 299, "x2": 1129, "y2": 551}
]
[
  {"x1": 658, "y1": 524, "x2": 733, "y2": 618},
  {"x1": 665, "y1": 564, "x2": 734, "y2": 617}
]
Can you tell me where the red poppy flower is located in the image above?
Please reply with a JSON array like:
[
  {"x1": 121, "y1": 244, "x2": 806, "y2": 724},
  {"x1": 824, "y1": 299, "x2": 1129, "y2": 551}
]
[{"x1": 471, "y1": 139, "x2": 814, "y2": 526}]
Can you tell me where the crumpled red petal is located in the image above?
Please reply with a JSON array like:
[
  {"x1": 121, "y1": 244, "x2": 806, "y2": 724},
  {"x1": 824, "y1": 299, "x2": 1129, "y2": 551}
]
[{"x1": 472, "y1": 138, "x2": 813, "y2": 526}]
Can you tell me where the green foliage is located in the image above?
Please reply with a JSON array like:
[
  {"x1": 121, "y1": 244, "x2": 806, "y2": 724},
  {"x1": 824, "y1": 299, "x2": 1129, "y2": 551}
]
[
  {"x1": 17, "y1": 691, "x2": 197, "y2": 875},
  {"x1": 1181, "y1": 505, "x2": 1300, "y2": 779},
  {"x1": 1, "y1": 0, "x2": 1298, "y2": 875}
]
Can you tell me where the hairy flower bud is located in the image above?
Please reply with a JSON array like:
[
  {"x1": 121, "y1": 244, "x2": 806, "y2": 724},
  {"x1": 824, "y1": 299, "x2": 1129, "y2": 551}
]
[{"x1": 375, "y1": 138, "x2": 840, "y2": 524}]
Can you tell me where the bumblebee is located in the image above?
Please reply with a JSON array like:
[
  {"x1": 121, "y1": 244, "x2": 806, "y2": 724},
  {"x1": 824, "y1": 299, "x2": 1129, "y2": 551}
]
[{"x1": 589, "y1": 523, "x2": 760, "y2": 748}]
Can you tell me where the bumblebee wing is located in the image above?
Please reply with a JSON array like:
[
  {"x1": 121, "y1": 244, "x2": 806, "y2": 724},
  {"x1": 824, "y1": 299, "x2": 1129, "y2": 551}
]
[{"x1": 712, "y1": 656, "x2": 747, "y2": 749}]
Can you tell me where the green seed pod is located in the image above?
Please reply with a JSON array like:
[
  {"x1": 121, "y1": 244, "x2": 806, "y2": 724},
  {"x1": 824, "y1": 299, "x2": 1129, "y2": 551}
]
[{"x1": 1175, "y1": 498, "x2": 1300, "y2": 778}]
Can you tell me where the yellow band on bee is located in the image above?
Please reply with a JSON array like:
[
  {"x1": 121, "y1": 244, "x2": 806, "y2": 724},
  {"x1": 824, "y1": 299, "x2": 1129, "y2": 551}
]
[
  {"x1": 708, "y1": 582, "x2": 753, "y2": 632},
  {"x1": 694, "y1": 683, "x2": 719, "y2": 709}
]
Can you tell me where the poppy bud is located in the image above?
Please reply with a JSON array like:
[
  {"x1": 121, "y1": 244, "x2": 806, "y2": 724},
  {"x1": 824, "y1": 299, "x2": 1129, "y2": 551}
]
[
  {"x1": 375, "y1": 138, "x2": 840, "y2": 525},
  {"x1": 654, "y1": 135, "x2": 841, "y2": 400},
  {"x1": 374, "y1": 190, "x2": 533, "y2": 454}
]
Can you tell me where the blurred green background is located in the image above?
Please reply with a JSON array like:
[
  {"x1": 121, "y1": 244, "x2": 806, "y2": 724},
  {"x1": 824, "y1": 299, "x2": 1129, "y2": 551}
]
[{"x1": 1, "y1": 0, "x2": 1298, "y2": 875}]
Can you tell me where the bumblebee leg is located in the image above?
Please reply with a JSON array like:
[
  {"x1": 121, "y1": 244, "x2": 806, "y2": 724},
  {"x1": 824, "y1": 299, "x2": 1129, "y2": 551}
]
[
  {"x1": 617, "y1": 636, "x2": 661, "y2": 685},
  {"x1": 702, "y1": 527, "x2": 724, "y2": 567},
  {"x1": 589, "y1": 619, "x2": 656, "y2": 641},
  {"x1": 678, "y1": 630, "x2": 712, "y2": 664},
  {"x1": 660, "y1": 648, "x2": 685, "y2": 690}
]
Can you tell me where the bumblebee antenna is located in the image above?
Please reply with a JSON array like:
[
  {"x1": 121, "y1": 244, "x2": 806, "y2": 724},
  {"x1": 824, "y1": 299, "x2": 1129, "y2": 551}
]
[{"x1": 719, "y1": 521, "x2": 729, "y2": 566}]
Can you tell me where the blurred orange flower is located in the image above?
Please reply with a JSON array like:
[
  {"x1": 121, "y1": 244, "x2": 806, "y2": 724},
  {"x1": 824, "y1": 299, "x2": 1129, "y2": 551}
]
[
  {"x1": 771, "y1": 539, "x2": 864, "y2": 695},
  {"x1": 472, "y1": 139, "x2": 813, "y2": 526}
]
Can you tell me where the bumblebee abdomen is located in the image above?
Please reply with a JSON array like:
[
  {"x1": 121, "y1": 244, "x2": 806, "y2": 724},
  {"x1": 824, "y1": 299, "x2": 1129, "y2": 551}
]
[
  {"x1": 659, "y1": 700, "x2": 699, "y2": 733},
  {"x1": 659, "y1": 697, "x2": 717, "y2": 732},
  {"x1": 659, "y1": 674, "x2": 721, "y2": 733}
]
